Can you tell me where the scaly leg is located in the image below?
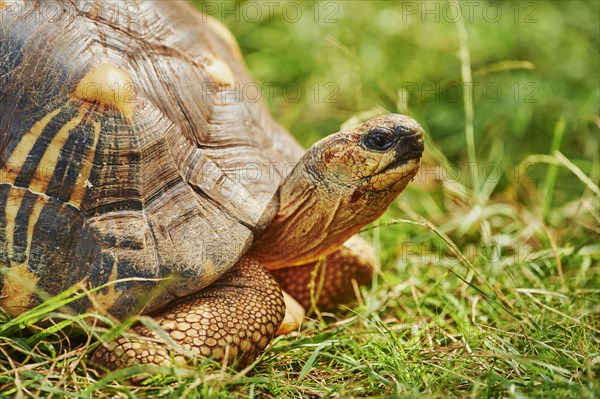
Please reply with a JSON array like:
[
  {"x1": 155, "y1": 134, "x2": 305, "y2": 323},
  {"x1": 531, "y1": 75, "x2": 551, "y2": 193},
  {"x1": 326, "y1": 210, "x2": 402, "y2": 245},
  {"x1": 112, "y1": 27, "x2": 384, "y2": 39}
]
[
  {"x1": 271, "y1": 235, "x2": 377, "y2": 314},
  {"x1": 92, "y1": 257, "x2": 285, "y2": 369}
]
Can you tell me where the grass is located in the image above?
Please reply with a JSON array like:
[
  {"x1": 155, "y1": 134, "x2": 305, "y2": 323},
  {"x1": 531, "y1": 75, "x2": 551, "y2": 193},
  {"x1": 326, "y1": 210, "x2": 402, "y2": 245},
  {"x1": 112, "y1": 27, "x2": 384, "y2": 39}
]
[{"x1": 1, "y1": 1, "x2": 599, "y2": 398}]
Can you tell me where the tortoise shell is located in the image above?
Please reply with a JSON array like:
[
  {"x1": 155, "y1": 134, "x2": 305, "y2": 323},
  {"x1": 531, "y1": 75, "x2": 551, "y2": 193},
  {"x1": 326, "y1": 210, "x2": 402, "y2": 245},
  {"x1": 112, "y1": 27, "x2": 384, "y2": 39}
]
[{"x1": 0, "y1": 0, "x2": 303, "y2": 319}]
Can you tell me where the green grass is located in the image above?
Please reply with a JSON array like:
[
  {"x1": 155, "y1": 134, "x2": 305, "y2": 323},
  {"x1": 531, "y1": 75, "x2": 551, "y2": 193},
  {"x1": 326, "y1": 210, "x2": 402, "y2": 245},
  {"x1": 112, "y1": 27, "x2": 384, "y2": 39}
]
[{"x1": 1, "y1": 1, "x2": 599, "y2": 398}]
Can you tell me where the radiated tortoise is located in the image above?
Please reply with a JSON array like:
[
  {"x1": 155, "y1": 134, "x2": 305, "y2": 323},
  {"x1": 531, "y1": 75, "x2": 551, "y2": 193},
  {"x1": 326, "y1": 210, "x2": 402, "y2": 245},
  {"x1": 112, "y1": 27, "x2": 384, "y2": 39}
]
[{"x1": 0, "y1": 0, "x2": 424, "y2": 368}]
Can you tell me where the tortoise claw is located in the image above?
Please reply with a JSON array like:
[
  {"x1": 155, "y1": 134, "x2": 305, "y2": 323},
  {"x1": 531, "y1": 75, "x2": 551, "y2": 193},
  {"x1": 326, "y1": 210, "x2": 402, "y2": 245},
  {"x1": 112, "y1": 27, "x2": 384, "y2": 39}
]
[{"x1": 276, "y1": 291, "x2": 305, "y2": 335}]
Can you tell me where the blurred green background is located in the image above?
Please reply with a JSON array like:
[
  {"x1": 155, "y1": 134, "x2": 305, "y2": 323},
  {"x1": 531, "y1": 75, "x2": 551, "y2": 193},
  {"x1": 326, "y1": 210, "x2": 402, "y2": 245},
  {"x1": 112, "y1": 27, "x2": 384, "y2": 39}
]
[{"x1": 193, "y1": 0, "x2": 599, "y2": 204}]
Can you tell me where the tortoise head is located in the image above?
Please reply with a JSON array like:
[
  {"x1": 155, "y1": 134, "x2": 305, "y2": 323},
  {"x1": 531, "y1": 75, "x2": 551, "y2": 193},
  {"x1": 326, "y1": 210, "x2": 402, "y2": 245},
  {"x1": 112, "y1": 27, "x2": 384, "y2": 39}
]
[
  {"x1": 310, "y1": 113, "x2": 424, "y2": 191},
  {"x1": 249, "y1": 114, "x2": 424, "y2": 269}
]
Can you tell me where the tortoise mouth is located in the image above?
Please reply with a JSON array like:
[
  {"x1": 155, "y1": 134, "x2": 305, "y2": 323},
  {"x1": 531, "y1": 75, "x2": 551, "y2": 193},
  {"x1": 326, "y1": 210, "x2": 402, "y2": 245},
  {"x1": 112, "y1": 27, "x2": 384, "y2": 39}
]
[
  {"x1": 379, "y1": 156, "x2": 421, "y2": 175},
  {"x1": 378, "y1": 132, "x2": 424, "y2": 175}
]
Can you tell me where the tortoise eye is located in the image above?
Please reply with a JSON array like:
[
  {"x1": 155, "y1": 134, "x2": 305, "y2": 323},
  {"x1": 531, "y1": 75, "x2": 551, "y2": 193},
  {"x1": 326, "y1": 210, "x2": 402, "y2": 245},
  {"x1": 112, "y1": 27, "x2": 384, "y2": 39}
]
[{"x1": 362, "y1": 130, "x2": 396, "y2": 151}]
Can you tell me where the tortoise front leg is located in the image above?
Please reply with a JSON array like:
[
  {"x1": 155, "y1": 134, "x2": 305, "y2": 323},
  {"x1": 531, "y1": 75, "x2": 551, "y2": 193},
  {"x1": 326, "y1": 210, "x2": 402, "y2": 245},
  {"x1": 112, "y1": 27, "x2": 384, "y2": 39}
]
[
  {"x1": 92, "y1": 257, "x2": 285, "y2": 369},
  {"x1": 271, "y1": 235, "x2": 377, "y2": 315}
]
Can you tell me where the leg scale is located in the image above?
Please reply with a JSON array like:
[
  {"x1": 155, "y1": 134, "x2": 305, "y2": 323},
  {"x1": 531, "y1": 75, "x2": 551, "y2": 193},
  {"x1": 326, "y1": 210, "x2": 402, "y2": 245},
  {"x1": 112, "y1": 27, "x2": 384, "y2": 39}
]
[{"x1": 92, "y1": 257, "x2": 285, "y2": 369}]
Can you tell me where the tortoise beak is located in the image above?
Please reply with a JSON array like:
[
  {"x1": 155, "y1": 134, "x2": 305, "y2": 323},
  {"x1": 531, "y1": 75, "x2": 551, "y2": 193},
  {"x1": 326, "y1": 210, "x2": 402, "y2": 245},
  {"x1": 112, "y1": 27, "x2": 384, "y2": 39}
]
[
  {"x1": 394, "y1": 127, "x2": 424, "y2": 161},
  {"x1": 380, "y1": 125, "x2": 424, "y2": 174}
]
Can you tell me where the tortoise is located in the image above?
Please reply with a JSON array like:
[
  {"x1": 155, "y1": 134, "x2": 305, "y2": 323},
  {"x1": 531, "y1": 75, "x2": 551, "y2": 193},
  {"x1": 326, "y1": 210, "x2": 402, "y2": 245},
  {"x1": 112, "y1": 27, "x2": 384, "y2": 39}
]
[{"x1": 0, "y1": 0, "x2": 424, "y2": 369}]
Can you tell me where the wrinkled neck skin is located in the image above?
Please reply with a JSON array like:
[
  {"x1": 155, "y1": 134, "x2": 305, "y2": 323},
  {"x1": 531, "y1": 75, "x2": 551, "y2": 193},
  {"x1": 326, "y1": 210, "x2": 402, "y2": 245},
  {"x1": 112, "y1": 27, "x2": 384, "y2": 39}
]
[{"x1": 249, "y1": 143, "x2": 419, "y2": 270}]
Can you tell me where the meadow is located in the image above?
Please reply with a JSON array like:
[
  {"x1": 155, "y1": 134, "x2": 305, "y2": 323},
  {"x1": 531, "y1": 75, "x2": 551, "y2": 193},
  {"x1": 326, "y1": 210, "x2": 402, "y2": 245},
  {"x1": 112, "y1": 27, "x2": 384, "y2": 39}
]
[{"x1": 1, "y1": 1, "x2": 598, "y2": 398}]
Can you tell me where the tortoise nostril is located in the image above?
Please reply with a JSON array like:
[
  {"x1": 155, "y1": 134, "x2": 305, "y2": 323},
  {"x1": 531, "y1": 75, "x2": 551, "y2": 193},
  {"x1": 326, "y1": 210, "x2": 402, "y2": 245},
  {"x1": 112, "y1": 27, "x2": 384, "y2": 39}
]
[{"x1": 392, "y1": 129, "x2": 425, "y2": 160}]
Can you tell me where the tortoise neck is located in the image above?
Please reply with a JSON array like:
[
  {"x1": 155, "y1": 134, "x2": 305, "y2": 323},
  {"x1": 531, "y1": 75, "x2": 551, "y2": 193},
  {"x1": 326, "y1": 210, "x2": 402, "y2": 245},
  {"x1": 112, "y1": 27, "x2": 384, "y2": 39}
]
[{"x1": 247, "y1": 151, "x2": 360, "y2": 270}]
